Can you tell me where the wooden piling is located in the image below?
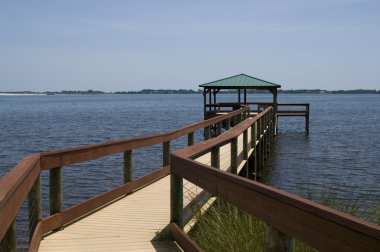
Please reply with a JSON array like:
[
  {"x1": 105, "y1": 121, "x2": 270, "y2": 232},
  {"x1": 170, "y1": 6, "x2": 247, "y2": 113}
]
[
  {"x1": 123, "y1": 150, "x2": 132, "y2": 183},
  {"x1": 28, "y1": 175, "x2": 42, "y2": 242},
  {"x1": 50, "y1": 167, "x2": 62, "y2": 215}
]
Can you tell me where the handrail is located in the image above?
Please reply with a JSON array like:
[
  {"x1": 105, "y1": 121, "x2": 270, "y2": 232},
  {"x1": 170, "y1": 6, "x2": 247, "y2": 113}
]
[
  {"x1": 170, "y1": 107, "x2": 380, "y2": 251},
  {"x1": 176, "y1": 106, "x2": 272, "y2": 159},
  {"x1": 0, "y1": 106, "x2": 250, "y2": 250},
  {"x1": 40, "y1": 106, "x2": 249, "y2": 170},
  {"x1": 0, "y1": 154, "x2": 40, "y2": 239}
]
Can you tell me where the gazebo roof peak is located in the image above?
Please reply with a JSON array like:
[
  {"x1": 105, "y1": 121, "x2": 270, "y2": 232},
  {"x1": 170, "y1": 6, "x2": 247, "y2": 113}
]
[{"x1": 199, "y1": 73, "x2": 281, "y2": 89}]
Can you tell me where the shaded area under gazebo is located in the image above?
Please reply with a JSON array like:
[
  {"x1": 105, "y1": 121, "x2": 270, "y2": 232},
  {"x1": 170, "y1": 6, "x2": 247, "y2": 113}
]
[{"x1": 199, "y1": 74, "x2": 310, "y2": 133}]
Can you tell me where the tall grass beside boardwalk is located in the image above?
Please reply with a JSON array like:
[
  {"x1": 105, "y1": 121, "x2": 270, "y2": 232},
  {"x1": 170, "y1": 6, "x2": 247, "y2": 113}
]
[{"x1": 188, "y1": 191, "x2": 380, "y2": 252}]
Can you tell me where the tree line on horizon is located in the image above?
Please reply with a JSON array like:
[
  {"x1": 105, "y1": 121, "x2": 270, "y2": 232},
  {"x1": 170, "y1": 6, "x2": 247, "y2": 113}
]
[{"x1": 1, "y1": 88, "x2": 379, "y2": 95}]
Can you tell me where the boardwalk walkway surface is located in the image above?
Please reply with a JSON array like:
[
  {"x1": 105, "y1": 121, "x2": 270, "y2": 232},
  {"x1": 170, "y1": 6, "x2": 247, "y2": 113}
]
[{"x1": 38, "y1": 131, "x2": 249, "y2": 251}]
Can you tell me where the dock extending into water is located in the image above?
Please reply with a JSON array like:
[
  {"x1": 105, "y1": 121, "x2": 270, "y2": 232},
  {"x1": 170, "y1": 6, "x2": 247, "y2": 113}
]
[
  {"x1": 1, "y1": 105, "x2": 379, "y2": 252},
  {"x1": 1, "y1": 72, "x2": 380, "y2": 252}
]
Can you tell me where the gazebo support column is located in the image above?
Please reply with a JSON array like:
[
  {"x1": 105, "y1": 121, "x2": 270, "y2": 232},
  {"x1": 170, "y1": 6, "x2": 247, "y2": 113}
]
[
  {"x1": 203, "y1": 89, "x2": 207, "y2": 120},
  {"x1": 272, "y1": 88, "x2": 278, "y2": 136},
  {"x1": 244, "y1": 89, "x2": 247, "y2": 105}
]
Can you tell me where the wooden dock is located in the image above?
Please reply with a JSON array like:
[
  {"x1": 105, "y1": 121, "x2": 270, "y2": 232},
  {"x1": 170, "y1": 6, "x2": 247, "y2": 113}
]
[
  {"x1": 2, "y1": 105, "x2": 379, "y2": 252},
  {"x1": 38, "y1": 131, "x2": 249, "y2": 251}
]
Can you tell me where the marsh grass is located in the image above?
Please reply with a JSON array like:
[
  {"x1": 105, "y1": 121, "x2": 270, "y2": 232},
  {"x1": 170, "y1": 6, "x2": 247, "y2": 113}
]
[{"x1": 188, "y1": 190, "x2": 380, "y2": 252}]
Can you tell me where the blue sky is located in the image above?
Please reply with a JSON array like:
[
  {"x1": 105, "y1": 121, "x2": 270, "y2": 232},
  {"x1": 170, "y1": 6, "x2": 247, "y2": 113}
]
[{"x1": 0, "y1": 0, "x2": 379, "y2": 91}]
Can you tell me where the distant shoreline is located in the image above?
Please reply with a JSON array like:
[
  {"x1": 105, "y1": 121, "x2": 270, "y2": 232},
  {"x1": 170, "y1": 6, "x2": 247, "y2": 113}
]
[{"x1": 0, "y1": 89, "x2": 379, "y2": 95}]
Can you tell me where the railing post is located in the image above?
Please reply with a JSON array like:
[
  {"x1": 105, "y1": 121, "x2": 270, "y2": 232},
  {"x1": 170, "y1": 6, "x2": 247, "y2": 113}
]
[
  {"x1": 266, "y1": 226, "x2": 295, "y2": 252},
  {"x1": 216, "y1": 121, "x2": 222, "y2": 136},
  {"x1": 306, "y1": 104, "x2": 310, "y2": 132},
  {"x1": 50, "y1": 167, "x2": 62, "y2": 215},
  {"x1": 231, "y1": 137, "x2": 238, "y2": 174},
  {"x1": 243, "y1": 129, "x2": 248, "y2": 178},
  {"x1": 256, "y1": 118, "x2": 262, "y2": 178},
  {"x1": 204, "y1": 126, "x2": 211, "y2": 140},
  {"x1": 170, "y1": 173, "x2": 183, "y2": 229},
  {"x1": 226, "y1": 118, "x2": 231, "y2": 130},
  {"x1": 0, "y1": 220, "x2": 16, "y2": 252},
  {"x1": 123, "y1": 150, "x2": 132, "y2": 183},
  {"x1": 163, "y1": 141, "x2": 171, "y2": 166},
  {"x1": 211, "y1": 145, "x2": 220, "y2": 169},
  {"x1": 28, "y1": 174, "x2": 42, "y2": 242},
  {"x1": 233, "y1": 115, "x2": 237, "y2": 127},
  {"x1": 188, "y1": 132, "x2": 194, "y2": 146}
]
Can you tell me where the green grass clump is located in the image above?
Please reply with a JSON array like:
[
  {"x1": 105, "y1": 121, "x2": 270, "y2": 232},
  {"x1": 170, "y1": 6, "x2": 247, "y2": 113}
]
[
  {"x1": 189, "y1": 200, "x2": 266, "y2": 252},
  {"x1": 188, "y1": 191, "x2": 380, "y2": 252}
]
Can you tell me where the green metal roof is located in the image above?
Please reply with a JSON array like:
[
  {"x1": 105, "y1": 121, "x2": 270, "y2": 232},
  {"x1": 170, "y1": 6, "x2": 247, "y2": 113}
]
[{"x1": 199, "y1": 74, "x2": 281, "y2": 89}]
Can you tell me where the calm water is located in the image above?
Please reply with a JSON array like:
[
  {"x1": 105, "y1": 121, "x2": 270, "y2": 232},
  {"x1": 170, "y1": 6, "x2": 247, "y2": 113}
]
[{"x1": 1, "y1": 94, "x2": 379, "y2": 233}]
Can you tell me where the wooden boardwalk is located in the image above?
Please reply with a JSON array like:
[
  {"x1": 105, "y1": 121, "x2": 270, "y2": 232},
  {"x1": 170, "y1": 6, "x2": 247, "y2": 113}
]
[{"x1": 39, "y1": 130, "x2": 251, "y2": 251}]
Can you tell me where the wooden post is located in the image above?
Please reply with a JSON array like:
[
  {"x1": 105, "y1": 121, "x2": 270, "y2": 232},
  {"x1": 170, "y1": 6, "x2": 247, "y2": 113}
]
[
  {"x1": 188, "y1": 132, "x2": 194, "y2": 146},
  {"x1": 216, "y1": 121, "x2": 222, "y2": 136},
  {"x1": 50, "y1": 167, "x2": 62, "y2": 215},
  {"x1": 266, "y1": 226, "x2": 295, "y2": 252},
  {"x1": 237, "y1": 113, "x2": 242, "y2": 123},
  {"x1": 123, "y1": 150, "x2": 132, "y2": 183},
  {"x1": 243, "y1": 129, "x2": 248, "y2": 178},
  {"x1": 256, "y1": 118, "x2": 262, "y2": 178},
  {"x1": 226, "y1": 118, "x2": 231, "y2": 130},
  {"x1": 0, "y1": 220, "x2": 16, "y2": 252},
  {"x1": 204, "y1": 126, "x2": 211, "y2": 140},
  {"x1": 163, "y1": 141, "x2": 170, "y2": 166},
  {"x1": 233, "y1": 115, "x2": 237, "y2": 127},
  {"x1": 170, "y1": 173, "x2": 183, "y2": 229},
  {"x1": 306, "y1": 104, "x2": 310, "y2": 132},
  {"x1": 203, "y1": 89, "x2": 207, "y2": 120},
  {"x1": 28, "y1": 175, "x2": 42, "y2": 242},
  {"x1": 231, "y1": 137, "x2": 238, "y2": 174},
  {"x1": 251, "y1": 122, "x2": 256, "y2": 148},
  {"x1": 211, "y1": 146, "x2": 220, "y2": 169}
]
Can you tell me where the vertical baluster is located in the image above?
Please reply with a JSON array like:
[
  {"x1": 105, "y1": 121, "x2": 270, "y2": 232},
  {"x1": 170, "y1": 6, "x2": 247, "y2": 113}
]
[
  {"x1": 188, "y1": 132, "x2": 194, "y2": 146},
  {"x1": 170, "y1": 173, "x2": 183, "y2": 229},
  {"x1": 0, "y1": 220, "x2": 16, "y2": 252},
  {"x1": 28, "y1": 174, "x2": 42, "y2": 242},
  {"x1": 123, "y1": 150, "x2": 132, "y2": 183},
  {"x1": 211, "y1": 145, "x2": 220, "y2": 169},
  {"x1": 163, "y1": 141, "x2": 171, "y2": 166},
  {"x1": 204, "y1": 126, "x2": 211, "y2": 140},
  {"x1": 231, "y1": 137, "x2": 238, "y2": 174},
  {"x1": 50, "y1": 167, "x2": 62, "y2": 215},
  {"x1": 243, "y1": 129, "x2": 248, "y2": 178},
  {"x1": 216, "y1": 121, "x2": 222, "y2": 136},
  {"x1": 226, "y1": 117, "x2": 231, "y2": 130}
]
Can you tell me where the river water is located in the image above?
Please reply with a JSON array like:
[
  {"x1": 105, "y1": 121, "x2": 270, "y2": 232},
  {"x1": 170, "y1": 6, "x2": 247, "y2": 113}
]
[{"x1": 0, "y1": 94, "x2": 379, "y2": 243}]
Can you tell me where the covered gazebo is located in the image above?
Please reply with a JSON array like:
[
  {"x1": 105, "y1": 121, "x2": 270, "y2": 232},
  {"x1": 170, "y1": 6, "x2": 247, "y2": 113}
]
[{"x1": 199, "y1": 73, "x2": 281, "y2": 119}]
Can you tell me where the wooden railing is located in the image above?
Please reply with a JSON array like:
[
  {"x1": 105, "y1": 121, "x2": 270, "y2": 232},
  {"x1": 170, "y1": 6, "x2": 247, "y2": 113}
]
[
  {"x1": 0, "y1": 107, "x2": 250, "y2": 252},
  {"x1": 171, "y1": 107, "x2": 380, "y2": 251},
  {"x1": 206, "y1": 102, "x2": 310, "y2": 131}
]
